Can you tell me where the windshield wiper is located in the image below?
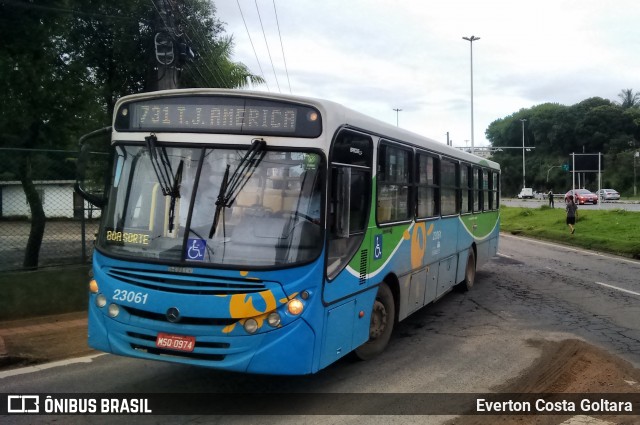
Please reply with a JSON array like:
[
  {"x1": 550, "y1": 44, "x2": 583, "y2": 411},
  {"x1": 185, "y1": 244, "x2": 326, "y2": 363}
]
[
  {"x1": 145, "y1": 134, "x2": 182, "y2": 232},
  {"x1": 209, "y1": 164, "x2": 230, "y2": 238},
  {"x1": 145, "y1": 134, "x2": 174, "y2": 195},
  {"x1": 209, "y1": 138, "x2": 266, "y2": 238},
  {"x1": 167, "y1": 160, "x2": 183, "y2": 232}
]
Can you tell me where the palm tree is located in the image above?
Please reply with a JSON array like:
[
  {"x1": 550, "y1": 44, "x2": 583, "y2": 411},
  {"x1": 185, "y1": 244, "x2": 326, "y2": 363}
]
[
  {"x1": 617, "y1": 89, "x2": 640, "y2": 109},
  {"x1": 182, "y1": 34, "x2": 265, "y2": 89}
]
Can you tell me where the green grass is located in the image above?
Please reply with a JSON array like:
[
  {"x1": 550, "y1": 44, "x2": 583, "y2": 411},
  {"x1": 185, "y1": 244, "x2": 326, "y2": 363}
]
[{"x1": 500, "y1": 205, "x2": 640, "y2": 259}]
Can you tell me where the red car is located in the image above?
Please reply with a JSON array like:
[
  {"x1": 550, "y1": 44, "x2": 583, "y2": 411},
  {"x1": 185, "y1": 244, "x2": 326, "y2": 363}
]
[{"x1": 564, "y1": 189, "x2": 598, "y2": 204}]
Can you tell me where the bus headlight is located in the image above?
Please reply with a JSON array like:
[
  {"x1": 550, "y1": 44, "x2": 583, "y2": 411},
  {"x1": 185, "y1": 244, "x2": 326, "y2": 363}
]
[
  {"x1": 89, "y1": 279, "x2": 99, "y2": 294},
  {"x1": 244, "y1": 318, "x2": 258, "y2": 334},
  {"x1": 108, "y1": 304, "x2": 120, "y2": 318},
  {"x1": 287, "y1": 299, "x2": 304, "y2": 315},
  {"x1": 95, "y1": 294, "x2": 107, "y2": 308},
  {"x1": 267, "y1": 312, "x2": 281, "y2": 327}
]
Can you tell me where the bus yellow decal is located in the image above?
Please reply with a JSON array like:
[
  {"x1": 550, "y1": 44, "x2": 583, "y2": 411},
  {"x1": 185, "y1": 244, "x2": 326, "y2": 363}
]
[
  {"x1": 411, "y1": 222, "x2": 434, "y2": 269},
  {"x1": 228, "y1": 290, "x2": 277, "y2": 319},
  {"x1": 222, "y1": 290, "x2": 284, "y2": 334}
]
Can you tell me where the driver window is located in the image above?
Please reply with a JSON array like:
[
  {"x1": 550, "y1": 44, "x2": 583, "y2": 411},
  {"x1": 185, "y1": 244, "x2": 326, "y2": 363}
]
[{"x1": 327, "y1": 130, "x2": 372, "y2": 280}]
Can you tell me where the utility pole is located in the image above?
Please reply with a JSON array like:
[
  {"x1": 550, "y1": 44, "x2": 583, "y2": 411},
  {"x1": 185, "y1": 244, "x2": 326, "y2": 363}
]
[
  {"x1": 635, "y1": 151, "x2": 639, "y2": 196},
  {"x1": 462, "y1": 35, "x2": 480, "y2": 154},
  {"x1": 520, "y1": 119, "x2": 527, "y2": 188},
  {"x1": 154, "y1": 0, "x2": 178, "y2": 90},
  {"x1": 393, "y1": 108, "x2": 402, "y2": 127}
]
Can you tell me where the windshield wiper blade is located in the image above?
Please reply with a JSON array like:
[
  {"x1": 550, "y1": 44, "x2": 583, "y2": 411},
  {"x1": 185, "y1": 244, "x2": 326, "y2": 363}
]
[
  {"x1": 145, "y1": 134, "x2": 174, "y2": 195},
  {"x1": 209, "y1": 164, "x2": 230, "y2": 238},
  {"x1": 167, "y1": 160, "x2": 183, "y2": 232},
  {"x1": 223, "y1": 138, "x2": 267, "y2": 207},
  {"x1": 208, "y1": 139, "x2": 266, "y2": 238},
  {"x1": 145, "y1": 134, "x2": 183, "y2": 232}
]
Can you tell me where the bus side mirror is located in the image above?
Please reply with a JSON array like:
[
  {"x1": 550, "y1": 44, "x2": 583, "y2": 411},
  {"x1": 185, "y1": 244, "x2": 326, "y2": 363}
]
[
  {"x1": 75, "y1": 127, "x2": 111, "y2": 209},
  {"x1": 335, "y1": 167, "x2": 351, "y2": 238}
]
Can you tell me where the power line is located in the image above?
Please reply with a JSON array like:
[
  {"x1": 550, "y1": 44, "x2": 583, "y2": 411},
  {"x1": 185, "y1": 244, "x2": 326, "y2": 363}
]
[
  {"x1": 182, "y1": 62, "x2": 211, "y2": 87},
  {"x1": 254, "y1": 0, "x2": 280, "y2": 93},
  {"x1": 272, "y1": 0, "x2": 291, "y2": 94},
  {"x1": 154, "y1": 0, "x2": 238, "y2": 88},
  {"x1": 171, "y1": 3, "x2": 233, "y2": 87},
  {"x1": 236, "y1": 0, "x2": 270, "y2": 91}
]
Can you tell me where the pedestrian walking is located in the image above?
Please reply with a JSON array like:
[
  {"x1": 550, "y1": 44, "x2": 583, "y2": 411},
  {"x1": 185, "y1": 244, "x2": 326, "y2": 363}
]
[
  {"x1": 548, "y1": 189, "x2": 554, "y2": 208},
  {"x1": 566, "y1": 195, "x2": 578, "y2": 234}
]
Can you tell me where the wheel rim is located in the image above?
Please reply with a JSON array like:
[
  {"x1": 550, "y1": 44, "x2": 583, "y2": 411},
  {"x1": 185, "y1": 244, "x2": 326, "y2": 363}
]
[{"x1": 369, "y1": 299, "x2": 388, "y2": 340}]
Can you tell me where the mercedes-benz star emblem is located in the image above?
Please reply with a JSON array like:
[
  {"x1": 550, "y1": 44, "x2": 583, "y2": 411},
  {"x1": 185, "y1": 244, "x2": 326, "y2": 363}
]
[{"x1": 166, "y1": 307, "x2": 181, "y2": 323}]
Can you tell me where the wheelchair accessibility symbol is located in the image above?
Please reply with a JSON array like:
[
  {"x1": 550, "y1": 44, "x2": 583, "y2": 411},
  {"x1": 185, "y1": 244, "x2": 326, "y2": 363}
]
[
  {"x1": 374, "y1": 234, "x2": 383, "y2": 260},
  {"x1": 186, "y1": 238, "x2": 206, "y2": 261}
]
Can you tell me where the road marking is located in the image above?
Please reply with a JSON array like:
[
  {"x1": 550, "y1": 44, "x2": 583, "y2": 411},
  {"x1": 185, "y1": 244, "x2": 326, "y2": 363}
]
[
  {"x1": 0, "y1": 353, "x2": 106, "y2": 379},
  {"x1": 594, "y1": 281, "x2": 640, "y2": 297},
  {"x1": 501, "y1": 233, "x2": 640, "y2": 266}
]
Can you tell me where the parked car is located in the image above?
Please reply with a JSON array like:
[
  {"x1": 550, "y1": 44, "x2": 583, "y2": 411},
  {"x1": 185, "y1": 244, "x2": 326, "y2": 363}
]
[
  {"x1": 564, "y1": 189, "x2": 598, "y2": 204},
  {"x1": 596, "y1": 188, "x2": 620, "y2": 201},
  {"x1": 517, "y1": 187, "x2": 534, "y2": 199}
]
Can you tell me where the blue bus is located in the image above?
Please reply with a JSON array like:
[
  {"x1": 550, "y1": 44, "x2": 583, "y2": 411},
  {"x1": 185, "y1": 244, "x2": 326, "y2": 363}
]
[{"x1": 76, "y1": 89, "x2": 500, "y2": 374}]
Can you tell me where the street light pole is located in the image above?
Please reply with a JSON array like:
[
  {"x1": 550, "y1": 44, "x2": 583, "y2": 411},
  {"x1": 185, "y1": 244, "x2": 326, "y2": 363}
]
[
  {"x1": 546, "y1": 165, "x2": 562, "y2": 182},
  {"x1": 393, "y1": 108, "x2": 402, "y2": 127},
  {"x1": 520, "y1": 119, "x2": 527, "y2": 188},
  {"x1": 462, "y1": 35, "x2": 480, "y2": 154},
  {"x1": 635, "y1": 151, "x2": 639, "y2": 196}
]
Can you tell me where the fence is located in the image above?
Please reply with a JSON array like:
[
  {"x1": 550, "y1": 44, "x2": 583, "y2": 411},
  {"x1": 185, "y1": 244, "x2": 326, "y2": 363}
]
[{"x1": 0, "y1": 148, "x2": 101, "y2": 271}]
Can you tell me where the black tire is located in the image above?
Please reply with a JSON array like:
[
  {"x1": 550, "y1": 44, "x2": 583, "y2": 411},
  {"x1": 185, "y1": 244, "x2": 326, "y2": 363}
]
[
  {"x1": 456, "y1": 248, "x2": 476, "y2": 292},
  {"x1": 353, "y1": 282, "x2": 395, "y2": 361}
]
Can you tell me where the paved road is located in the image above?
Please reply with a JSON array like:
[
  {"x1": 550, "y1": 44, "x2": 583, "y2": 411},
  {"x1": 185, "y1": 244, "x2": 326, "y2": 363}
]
[
  {"x1": 494, "y1": 234, "x2": 640, "y2": 363},
  {"x1": 503, "y1": 197, "x2": 640, "y2": 211},
  {"x1": 2, "y1": 235, "x2": 639, "y2": 424}
]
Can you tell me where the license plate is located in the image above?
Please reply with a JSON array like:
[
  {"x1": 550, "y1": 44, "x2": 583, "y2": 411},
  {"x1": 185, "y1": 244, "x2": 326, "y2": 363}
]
[{"x1": 155, "y1": 333, "x2": 196, "y2": 352}]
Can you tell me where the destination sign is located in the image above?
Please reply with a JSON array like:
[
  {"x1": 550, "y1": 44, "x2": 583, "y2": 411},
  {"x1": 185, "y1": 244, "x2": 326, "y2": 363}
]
[{"x1": 115, "y1": 96, "x2": 322, "y2": 138}]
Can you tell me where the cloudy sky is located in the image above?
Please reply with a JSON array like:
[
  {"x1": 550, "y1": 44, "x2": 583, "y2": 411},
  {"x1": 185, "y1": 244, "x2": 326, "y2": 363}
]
[{"x1": 213, "y1": 0, "x2": 640, "y2": 149}]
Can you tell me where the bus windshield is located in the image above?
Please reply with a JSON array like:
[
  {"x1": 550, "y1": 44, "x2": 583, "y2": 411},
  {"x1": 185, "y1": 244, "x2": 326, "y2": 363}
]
[{"x1": 99, "y1": 143, "x2": 324, "y2": 268}]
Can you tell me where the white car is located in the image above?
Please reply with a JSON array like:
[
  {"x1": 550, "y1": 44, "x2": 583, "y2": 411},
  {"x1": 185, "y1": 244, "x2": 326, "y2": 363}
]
[
  {"x1": 517, "y1": 188, "x2": 534, "y2": 199},
  {"x1": 596, "y1": 189, "x2": 620, "y2": 201}
]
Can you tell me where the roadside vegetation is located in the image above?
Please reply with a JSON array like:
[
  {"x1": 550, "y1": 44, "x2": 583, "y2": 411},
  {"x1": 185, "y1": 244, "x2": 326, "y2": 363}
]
[
  {"x1": 500, "y1": 205, "x2": 640, "y2": 259},
  {"x1": 1, "y1": 1, "x2": 261, "y2": 269},
  {"x1": 487, "y1": 92, "x2": 640, "y2": 198}
]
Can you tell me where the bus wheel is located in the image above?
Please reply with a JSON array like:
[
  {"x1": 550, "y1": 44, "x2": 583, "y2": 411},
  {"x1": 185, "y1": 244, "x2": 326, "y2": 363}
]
[
  {"x1": 354, "y1": 282, "x2": 395, "y2": 360},
  {"x1": 456, "y1": 248, "x2": 476, "y2": 292}
]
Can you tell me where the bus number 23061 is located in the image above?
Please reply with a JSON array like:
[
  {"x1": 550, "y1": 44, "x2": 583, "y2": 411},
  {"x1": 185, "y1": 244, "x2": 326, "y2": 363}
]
[{"x1": 113, "y1": 289, "x2": 149, "y2": 305}]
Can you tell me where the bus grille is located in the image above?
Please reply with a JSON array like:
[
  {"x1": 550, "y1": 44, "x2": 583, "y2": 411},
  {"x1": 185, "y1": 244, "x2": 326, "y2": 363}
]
[
  {"x1": 122, "y1": 306, "x2": 237, "y2": 326},
  {"x1": 104, "y1": 266, "x2": 266, "y2": 295}
]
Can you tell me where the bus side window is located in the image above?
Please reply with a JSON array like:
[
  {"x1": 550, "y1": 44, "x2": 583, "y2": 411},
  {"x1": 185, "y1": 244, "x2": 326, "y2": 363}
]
[{"x1": 377, "y1": 142, "x2": 412, "y2": 223}]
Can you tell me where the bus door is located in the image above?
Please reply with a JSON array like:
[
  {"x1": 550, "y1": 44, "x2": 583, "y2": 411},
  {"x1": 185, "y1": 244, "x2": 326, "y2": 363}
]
[{"x1": 320, "y1": 130, "x2": 373, "y2": 367}]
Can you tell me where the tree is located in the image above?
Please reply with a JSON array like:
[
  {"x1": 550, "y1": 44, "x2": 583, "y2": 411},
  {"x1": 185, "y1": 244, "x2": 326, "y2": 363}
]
[
  {"x1": 66, "y1": 0, "x2": 264, "y2": 115},
  {"x1": 0, "y1": 0, "x2": 91, "y2": 268},
  {"x1": 1, "y1": 0, "x2": 263, "y2": 269},
  {"x1": 617, "y1": 89, "x2": 640, "y2": 109},
  {"x1": 487, "y1": 93, "x2": 640, "y2": 197},
  {"x1": 173, "y1": 1, "x2": 264, "y2": 89}
]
